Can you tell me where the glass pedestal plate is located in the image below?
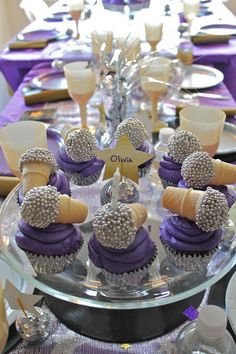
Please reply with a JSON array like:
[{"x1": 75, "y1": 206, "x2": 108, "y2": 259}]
[{"x1": 0, "y1": 179, "x2": 236, "y2": 342}]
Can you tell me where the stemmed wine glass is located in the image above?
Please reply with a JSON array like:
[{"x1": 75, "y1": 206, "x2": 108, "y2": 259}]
[
  {"x1": 144, "y1": 19, "x2": 163, "y2": 52},
  {"x1": 68, "y1": 0, "x2": 85, "y2": 39},
  {"x1": 182, "y1": 0, "x2": 200, "y2": 27},
  {"x1": 116, "y1": 35, "x2": 141, "y2": 62},
  {"x1": 141, "y1": 57, "x2": 171, "y2": 131},
  {"x1": 64, "y1": 62, "x2": 96, "y2": 129}
]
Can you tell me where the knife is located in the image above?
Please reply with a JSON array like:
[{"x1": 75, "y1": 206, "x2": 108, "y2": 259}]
[{"x1": 182, "y1": 92, "x2": 230, "y2": 100}]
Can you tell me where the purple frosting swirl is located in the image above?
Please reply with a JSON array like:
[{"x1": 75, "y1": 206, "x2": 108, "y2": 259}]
[
  {"x1": 138, "y1": 141, "x2": 154, "y2": 169},
  {"x1": 178, "y1": 179, "x2": 236, "y2": 208},
  {"x1": 160, "y1": 215, "x2": 223, "y2": 252},
  {"x1": 18, "y1": 170, "x2": 71, "y2": 205},
  {"x1": 88, "y1": 227, "x2": 156, "y2": 273},
  {"x1": 15, "y1": 219, "x2": 83, "y2": 256},
  {"x1": 57, "y1": 146, "x2": 104, "y2": 177},
  {"x1": 158, "y1": 154, "x2": 182, "y2": 184}
]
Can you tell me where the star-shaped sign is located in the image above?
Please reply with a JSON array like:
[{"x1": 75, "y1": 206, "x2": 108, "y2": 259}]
[
  {"x1": 120, "y1": 343, "x2": 132, "y2": 350},
  {"x1": 97, "y1": 135, "x2": 155, "y2": 184},
  {"x1": 3, "y1": 280, "x2": 43, "y2": 317}
]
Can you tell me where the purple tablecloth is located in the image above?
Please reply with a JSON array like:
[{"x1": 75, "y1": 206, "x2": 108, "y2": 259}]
[
  {"x1": 1, "y1": 62, "x2": 236, "y2": 129},
  {"x1": 0, "y1": 3, "x2": 236, "y2": 99}
]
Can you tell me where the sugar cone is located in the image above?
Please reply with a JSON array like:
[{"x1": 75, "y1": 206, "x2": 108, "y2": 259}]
[
  {"x1": 209, "y1": 159, "x2": 236, "y2": 185},
  {"x1": 61, "y1": 124, "x2": 76, "y2": 140},
  {"x1": 162, "y1": 187, "x2": 205, "y2": 221},
  {"x1": 129, "y1": 203, "x2": 147, "y2": 229},
  {"x1": 22, "y1": 162, "x2": 52, "y2": 195},
  {"x1": 56, "y1": 195, "x2": 88, "y2": 224}
]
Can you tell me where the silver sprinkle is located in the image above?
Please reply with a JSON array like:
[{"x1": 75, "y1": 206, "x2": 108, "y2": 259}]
[
  {"x1": 92, "y1": 202, "x2": 136, "y2": 249},
  {"x1": 168, "y1": 130, "x2": 201, "y2": 164},
  {"x1": 196, "y1": 187, "x2": 229, "y2": 232},
  {"x1": 181, "y1": 151, "x2": 215, "y2": 188},
  {"x1": 65, "y1": 128, "x2": 97, "y2": 162},
  {"x1": 20, "y1": 186, "x2": 60, "y2": 228},
  {"x1": 19, "y1": 148, "x2": 57, "y2": 174},
  {"x1": 114, "y1": 118, "x2": 148, "y2": 149}
]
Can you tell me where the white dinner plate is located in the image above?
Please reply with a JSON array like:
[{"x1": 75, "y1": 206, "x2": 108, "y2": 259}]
[
  {"x1": 0, "y1": 253, "x2": 34, "y2": 326},
  {"x1": 217, "y1": 122, "x2": 236, "y2": 155},
  {"x1": 200, "y1": 23, "x2": 236, "y2": 36},
  {"x1": 226, "y1": 269, "x2": 236, "y2": 335},
  {"x1": 181, "y1": 65, "x2": 224, "y2": 90}
]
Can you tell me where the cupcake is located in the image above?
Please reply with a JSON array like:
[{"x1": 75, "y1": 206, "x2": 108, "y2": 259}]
[
  {"x1": 57, "y1": 128, "x2": 105, "y2": 186},
  {"x1": 160, "y1": 186, "x2": 229, "y2": 271},
  {"x1": 158, "y1": 130, "x2": 201, "y2": 189},
  {"x1": 18, "y1": 147, "x2": 71, "y2": 205},
  {"x1": 114, "y1": 118, "x2": 154, "y2": 177},
  {"x1": 16, "y1": 185, "x2": 88, "y2": 274},
  {"x1": 179, "y1": 151, "x2": 236, "y2": 208},
  {"x1": 88, "y1": 202, "x2": 157, "y2": 287}
]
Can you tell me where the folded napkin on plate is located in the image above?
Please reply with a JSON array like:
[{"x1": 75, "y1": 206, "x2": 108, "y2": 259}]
[
  {"x1": 22, "y1": 86, "x2": 70, "y2": 105},
  {"x1": 176, "y1": 103, "x2": 236, "y2": 117},
  {"x1": 9, "y1": 40, "x2": 48, "y2": 50},
  {"x1": 191, "y1": 33, "x2": 230, "y2": 45}
]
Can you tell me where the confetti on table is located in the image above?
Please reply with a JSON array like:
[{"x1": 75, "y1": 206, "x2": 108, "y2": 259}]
[
  {"x1": 120, "y1": 343, "x2": 132, "y2": 350},
  {"x1": 183, "y1": 306, "x2": 199, "y2": 321}
]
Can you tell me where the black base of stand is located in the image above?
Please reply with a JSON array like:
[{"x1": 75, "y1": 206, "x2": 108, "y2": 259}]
[{"x1": 44, "y1": 291, "x2": 204, "y2": 342}]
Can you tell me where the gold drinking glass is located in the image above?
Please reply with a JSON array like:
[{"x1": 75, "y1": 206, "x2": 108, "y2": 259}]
[
  {"x1": 182, "y1": 0, "x2": 200, "y2": 25},
  {"x1": 64, "y1": 62, "x2": 97, "y2": 129},
  {"x1": 141, "y1": 57, "x2": 171, "y2": 131},
  {"x1": 68, "y1": 0, "x2": 85, "y2": 39},
  {"x1": 0, "y1": 121, "x2": 47, "y2": 177},
  {"x1": 116, "y1": 35, "x2": 141, "y2": 62},
  {"x1": 91, "y1": 30, "x2": 113, "y2": 61},
  {"x1": 180, "y1": 105, "x2": 226, "y2": 157},
  {"x1": 144, "y1": 19, "x2": 163, "y2": 52}
]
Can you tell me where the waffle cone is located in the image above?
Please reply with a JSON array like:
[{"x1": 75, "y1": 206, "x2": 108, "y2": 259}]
[
  {"x1": 209, "y1": 159, "x2": 236, "y2": 185},
  {"x1": 22, "y1": 162, "x2": 52, "y2": 195},
  {"x1": 129, "y1": 203, "x2": 147, "y2": 229},
  {"x1": 56, "y1": 195, "x2": 88, "y2": 224},
  {"x1": 162, "y1": 187, "x2": 205, "y2": 221}
]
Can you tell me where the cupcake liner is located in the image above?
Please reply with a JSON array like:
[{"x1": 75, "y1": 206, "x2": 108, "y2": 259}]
[
  {"x1": 161, "y1": 239, "x2": 216, "y2": 272},
  {"x1": 138, "y1": 165, "x2": 151, "y2": 178},
  {"x1": 25, "y1": 242, "x2": 83, "y2": 274},
  {"x1": 102, "y1": 248, "x2": 158, "y2": 288},
  {"x1": 159, "y1": 176, "x2": 178, "y2": 189},
  {"x1": 100, "y1": 180, "x2": 139, "y2": 206},
  {"x1": 64, "y1": 169, "x2": 101, "y2": 186}
]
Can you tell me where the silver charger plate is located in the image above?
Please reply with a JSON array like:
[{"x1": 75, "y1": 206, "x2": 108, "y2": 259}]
[
  {"x1": 181, "y1": 65, "x2": 224, "y2": 90},
  {"x1": 31, "y1": 70, "x2": 68, "y2": 91},
  {"x1": 217, "y1": 122, "x2": 236, "y2": 155}
]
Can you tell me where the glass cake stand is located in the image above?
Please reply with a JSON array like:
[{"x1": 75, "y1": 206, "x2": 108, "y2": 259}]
[{"x1": 0, "y1": 179, "x2": 236, "y2": 342}]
